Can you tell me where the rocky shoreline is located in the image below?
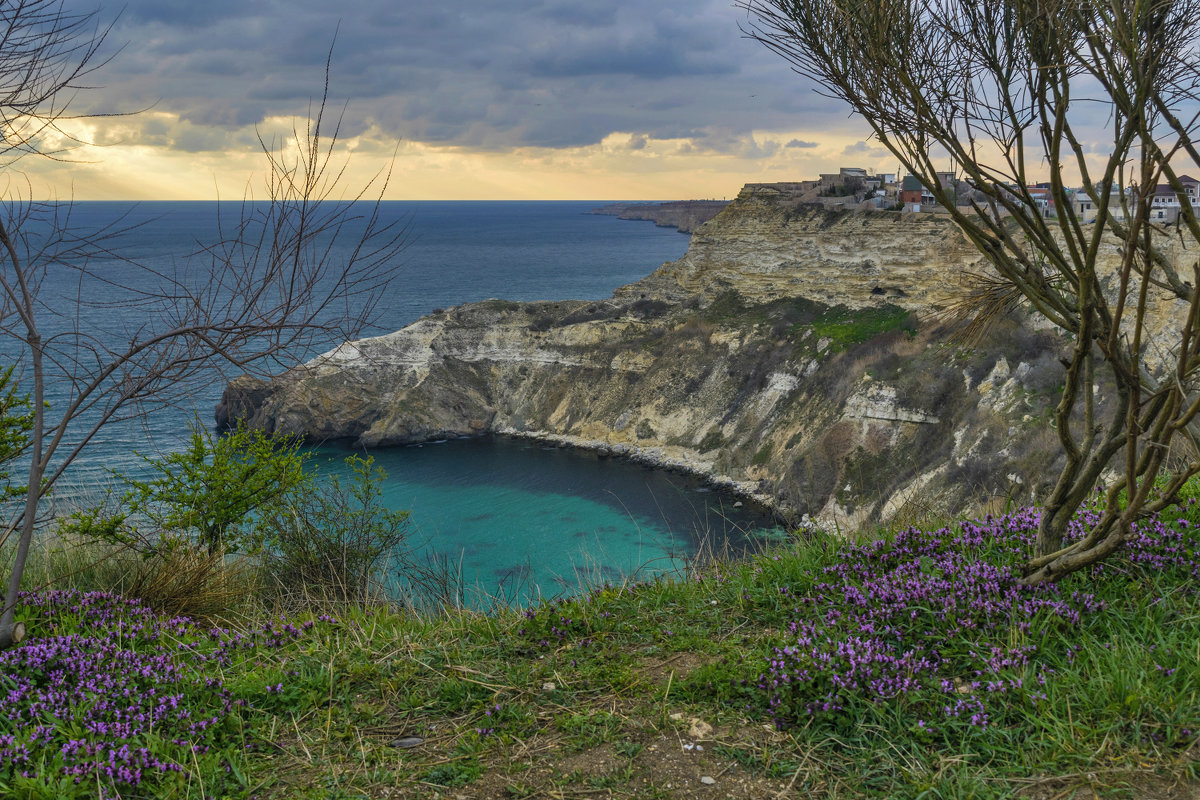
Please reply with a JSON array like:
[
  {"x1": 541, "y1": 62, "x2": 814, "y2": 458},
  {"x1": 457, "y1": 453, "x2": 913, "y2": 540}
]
[
  {"x1": 217, "y1": 367, "x2": 790, "y2": 521},
  {"x1": 493, "y1": 426, "x2": 786, "y2": 517}
]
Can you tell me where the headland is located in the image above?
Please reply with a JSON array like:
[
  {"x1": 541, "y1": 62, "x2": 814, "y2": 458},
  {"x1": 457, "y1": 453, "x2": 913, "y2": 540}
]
[{"x1": 218, "y1": 181, "x2": 1193, "y2": 531}]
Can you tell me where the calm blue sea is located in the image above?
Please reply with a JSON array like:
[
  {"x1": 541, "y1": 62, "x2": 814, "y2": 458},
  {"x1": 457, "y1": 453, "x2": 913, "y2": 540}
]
[{"x1": 13, "y1": 201, "x2": 777, "y2": 603}]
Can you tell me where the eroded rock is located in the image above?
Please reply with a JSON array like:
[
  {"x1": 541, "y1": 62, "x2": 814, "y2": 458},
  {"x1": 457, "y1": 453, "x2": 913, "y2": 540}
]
[{"x1": 218, "y1": 186, "x2": 1193, "y2": 531}]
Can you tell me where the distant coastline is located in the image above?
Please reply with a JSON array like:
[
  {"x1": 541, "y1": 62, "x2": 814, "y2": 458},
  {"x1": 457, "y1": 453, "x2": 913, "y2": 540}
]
[{"x1": 589, "y1": 200, "x2": 729, "y2": 234}]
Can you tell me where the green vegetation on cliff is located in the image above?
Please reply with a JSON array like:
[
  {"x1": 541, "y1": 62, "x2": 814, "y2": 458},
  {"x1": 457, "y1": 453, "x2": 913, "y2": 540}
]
[{"x1": 811, "y1": 304, "x2": 916, "y2": 351}]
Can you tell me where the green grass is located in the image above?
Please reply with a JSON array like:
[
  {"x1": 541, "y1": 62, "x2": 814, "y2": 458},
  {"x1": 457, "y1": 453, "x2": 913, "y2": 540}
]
[
  {"x1": 698, "y1": 292, "x2": 824, "y2": 327},
  {"x1": 4, "y1": 503, "x2": 1200, "y2": 798},
  {"x1": 752, "y1": 441, "x2": 774, "y2": 466},
  {"x1": 811, "y1": 304, "x2": 916, "y2": 351},
  {"x1": 693, "y1": 293, "x2": 915, "y2": 354}
]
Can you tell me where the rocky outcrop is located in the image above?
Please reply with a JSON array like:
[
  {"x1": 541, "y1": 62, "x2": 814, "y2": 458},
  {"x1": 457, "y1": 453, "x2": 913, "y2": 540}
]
[
  {"x1": 589, "y1": 200, "x2": 730, "y2": 234},
  {"x1": 218, "y1": 185, "x2": 1194, "y2": 531},
  {"x1": 614, "y1": 184, "x2": 988, "y2": 308}
]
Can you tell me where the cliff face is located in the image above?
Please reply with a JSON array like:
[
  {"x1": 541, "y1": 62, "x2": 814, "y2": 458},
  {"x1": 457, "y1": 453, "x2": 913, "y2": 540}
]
[
  {"x1": 218, "y1": 186, "x2": 1191, "y2": 530},
  {"x1": 615, "y1": 184, "x2": 988, "y2": 309}
]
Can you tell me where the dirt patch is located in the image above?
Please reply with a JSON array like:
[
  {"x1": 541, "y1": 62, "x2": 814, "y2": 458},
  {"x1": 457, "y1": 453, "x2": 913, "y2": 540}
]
[
  {"x1": 1015, "y1": 742, "x2": 1200, "y2": 800},
  {"x1": 1018, "y1": 774, "x2": 1200, "y2": 800},
  {"x1": 639, "y1": 651, "x2": 712, "y2": 685},
  {"x1": 628, "y1": 732, "x2": 790, "y2": 798},
  {"x1": 449, "y1": 732, "x2": 792, "y2": 799}
]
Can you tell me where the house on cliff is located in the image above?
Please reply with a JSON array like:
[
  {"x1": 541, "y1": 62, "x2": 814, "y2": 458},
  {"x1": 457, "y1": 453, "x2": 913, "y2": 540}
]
[
  {"x1": 900, "y1": 175, "x2": 925, "y2": 210},
  {"x1": 891, "y1": 172, "x2": 1176, "y2": 224},
  {"x1": 1149, "y1": 174, "x2": 1200, "y2": 223}
]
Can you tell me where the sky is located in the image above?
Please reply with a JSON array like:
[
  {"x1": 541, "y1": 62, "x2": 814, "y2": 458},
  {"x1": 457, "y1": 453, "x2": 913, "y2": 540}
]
[{"x1": 18, "y1": 0, "x2": 902, "y2": 201}]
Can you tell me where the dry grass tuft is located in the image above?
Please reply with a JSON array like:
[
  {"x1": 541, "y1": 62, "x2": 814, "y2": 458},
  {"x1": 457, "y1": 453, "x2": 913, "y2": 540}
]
[
  {"x1": 13, "y1": 533, "x2": 258, "y2": 623},
  {"x1": 118, "y1": 545, "x2": 259, "y2": 622}
]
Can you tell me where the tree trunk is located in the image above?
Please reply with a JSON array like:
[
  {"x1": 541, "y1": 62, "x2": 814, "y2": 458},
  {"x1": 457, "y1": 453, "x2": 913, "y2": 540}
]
[
  {"x1": 1020, "y1": 512, "x2": 1127, "y2": 585},
  {"x1": 0, "y1": 503, "x2": 38, "y2": 648},
  {"x1": 0, "y1": 222, "x2": 41, "y2": 651}
]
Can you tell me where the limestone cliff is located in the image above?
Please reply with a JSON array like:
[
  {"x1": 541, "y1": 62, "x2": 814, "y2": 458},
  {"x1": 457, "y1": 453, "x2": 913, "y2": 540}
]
[
  {"x1": 615, "y1": 184, "x2": 989, "y2": 308},
  {"x1": 217, "y1": 185, "x2": 1192, "y2": 530}
]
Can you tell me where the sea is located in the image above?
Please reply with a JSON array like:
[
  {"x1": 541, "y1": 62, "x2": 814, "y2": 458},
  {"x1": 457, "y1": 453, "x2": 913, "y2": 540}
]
[{"x1": 10, "y1": 201, "x2": 781, "y2": 605}]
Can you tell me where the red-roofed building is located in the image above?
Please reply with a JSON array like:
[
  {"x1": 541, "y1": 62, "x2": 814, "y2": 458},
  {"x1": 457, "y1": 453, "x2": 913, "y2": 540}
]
[
  {"x1": 900, "y1": 175, "x2": 924, "y2": 205},
  {"x1": 1026, "y1": 186, "x2": 1052, "y2": 217}
]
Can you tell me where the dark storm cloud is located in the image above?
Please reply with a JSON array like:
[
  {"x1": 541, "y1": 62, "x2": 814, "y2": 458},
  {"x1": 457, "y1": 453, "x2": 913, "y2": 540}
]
[
  {"x1": 76, "y1": 0, "x2": 842, "y2": 153},
  {"x1": 524, "y1": 12, "x2": 738, "y2": 79}
]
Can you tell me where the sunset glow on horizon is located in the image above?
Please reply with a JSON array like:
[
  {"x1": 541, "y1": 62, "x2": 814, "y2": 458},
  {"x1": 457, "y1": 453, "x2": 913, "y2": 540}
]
[
  {"x1": 14, "y1": 1, "x2": 910, "y2": 202},
  {"x1": 25, "y1": 119, "x2": 897, "y2": 202},
  {"x1": 17, "y1": 1, "x2": 1117, "y2": 202}
]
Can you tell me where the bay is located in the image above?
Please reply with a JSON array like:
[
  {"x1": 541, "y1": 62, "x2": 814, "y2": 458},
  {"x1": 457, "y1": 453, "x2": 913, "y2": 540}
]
[{"x1": 16, "y1": 201, "x2": 779, "y2": 603}]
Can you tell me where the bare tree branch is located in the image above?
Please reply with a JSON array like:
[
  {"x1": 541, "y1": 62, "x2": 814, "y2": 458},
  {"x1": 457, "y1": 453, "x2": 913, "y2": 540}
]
[
  {"x1": 739, "y1": 0, "x2": 1200, "y2": 583},
  {"x1": 0, "y1": 8, "x2": 404, "y2": 647}
]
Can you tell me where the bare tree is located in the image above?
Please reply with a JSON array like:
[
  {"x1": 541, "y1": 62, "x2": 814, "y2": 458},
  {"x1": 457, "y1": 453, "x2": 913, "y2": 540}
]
[
  {"x1": 0, "y1": 2, "x2": 404, "y2": 647},
  {"x1": 0, "y1": 0, "x2": 115, "y2": 164},
  {"x1": 739, "y1": 0, "x2": 1200, "y2": 582}
]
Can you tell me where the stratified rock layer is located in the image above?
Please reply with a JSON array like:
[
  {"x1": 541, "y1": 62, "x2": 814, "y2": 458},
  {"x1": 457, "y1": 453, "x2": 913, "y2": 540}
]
[
  {"x1": 218, "y1": 186, "x2": 1192, "y2": 530},
  {"x1": 615, "y1": 184, "x2": 987, "y2": 308}
]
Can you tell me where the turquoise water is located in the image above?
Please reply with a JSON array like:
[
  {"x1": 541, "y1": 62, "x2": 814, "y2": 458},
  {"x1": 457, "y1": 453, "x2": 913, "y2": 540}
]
[
  {"x1": 311, "y1": 437, "x2": 778, "y2": 605},
  {"x1": 11, "y1": 201, "x2": 781, "y2": 602}
]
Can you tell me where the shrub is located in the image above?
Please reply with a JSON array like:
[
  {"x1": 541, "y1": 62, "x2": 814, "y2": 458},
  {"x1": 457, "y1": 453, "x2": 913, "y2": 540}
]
[
  {"x1": 698, "y1": 429, "x2": 724, "y2": 452},
  {"x1": 559, "y1": 304, "x2": 613, "y2": 327},
  {"x1": 0, "y1": 365, "x2": 33, "y2": 504},
  {"x1": 257, "y1": 455, "x2": 410, "y2": 605},
  {"x1": 627, "y1": 298, "x2": 671, "y2": 318},
  {"x1": 120, "y1": 422, "x2": 307, "y2": 555},
  {"x1": 527, "y1": 314, "x2": 554, "y2": 332},
  {"x1": 115, "y1": 542, "x2": 257, "y2": 621},
  {"x1": 752, "y1": 441, "x2": 774, "y2": 466},
  {"x1": 701, "y1": 290, "x2": 748, "y2": 322}
]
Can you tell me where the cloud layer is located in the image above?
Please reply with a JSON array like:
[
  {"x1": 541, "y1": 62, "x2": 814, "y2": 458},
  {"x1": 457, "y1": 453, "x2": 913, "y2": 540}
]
[
  {"x1": 37, "y1": 0, "x2": 895, "y2": 197},
  {"x1": 86, "y1": 1, "x2": 853, "y2": 150}
]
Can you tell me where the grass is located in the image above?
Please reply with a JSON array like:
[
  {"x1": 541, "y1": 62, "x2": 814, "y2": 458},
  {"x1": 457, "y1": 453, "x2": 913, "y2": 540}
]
[
  {"x1": 2, "y1": 497, "x2": 1199, "y2": 798},
  {"x1": 811, "y1": 304, "x2": 916, "y2": 351},
  {"x1": 693, "y1": 292, "x2": 916, "y2": 355}
]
